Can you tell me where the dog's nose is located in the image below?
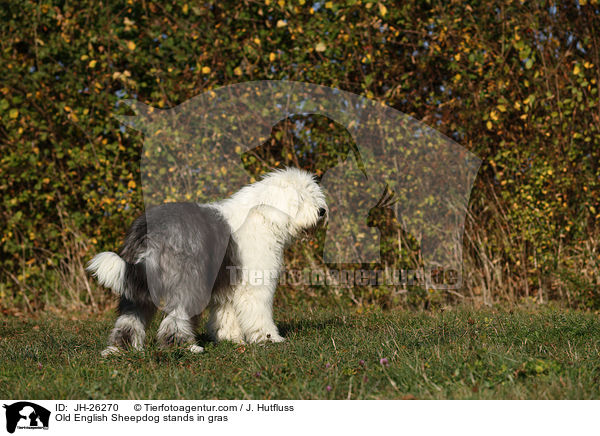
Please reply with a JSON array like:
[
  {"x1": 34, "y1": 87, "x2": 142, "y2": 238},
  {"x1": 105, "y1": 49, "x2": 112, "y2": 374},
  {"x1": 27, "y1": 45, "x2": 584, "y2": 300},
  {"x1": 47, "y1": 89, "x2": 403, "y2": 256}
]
[{"x1": 318, "y1": 208, "x2": 327, "y2": 217}]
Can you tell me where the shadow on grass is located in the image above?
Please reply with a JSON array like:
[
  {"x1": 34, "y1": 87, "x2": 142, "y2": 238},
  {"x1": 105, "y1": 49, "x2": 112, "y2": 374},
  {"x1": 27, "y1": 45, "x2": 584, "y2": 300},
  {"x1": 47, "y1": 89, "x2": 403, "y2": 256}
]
[
  {"x1": 278, "y1": 316, "x2": 348, "y2": 337},
  {"x1": 183, "y1": 316, "x2": 349, "y2": 346}
]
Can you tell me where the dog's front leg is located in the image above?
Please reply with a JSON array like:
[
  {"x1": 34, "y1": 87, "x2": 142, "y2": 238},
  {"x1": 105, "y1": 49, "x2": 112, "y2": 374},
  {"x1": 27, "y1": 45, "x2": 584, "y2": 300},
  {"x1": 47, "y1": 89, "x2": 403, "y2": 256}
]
[
  {"x1": 206, "y1": 300, "x2": 245, "y2": 344},
  {"x1": 233, "y1": 282, "x2": 284, "y2": 343}
]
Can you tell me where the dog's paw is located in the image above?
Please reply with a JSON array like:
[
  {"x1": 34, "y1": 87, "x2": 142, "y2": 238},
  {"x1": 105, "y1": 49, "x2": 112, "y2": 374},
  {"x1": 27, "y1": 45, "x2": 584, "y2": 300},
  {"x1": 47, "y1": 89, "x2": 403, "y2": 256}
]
[
  {"x1": 247, "y1": 331, "x2": 285, "y2": 344},
  {"x1": 268, "y1": 333, "x2": 286, "y2": 343},
  {"x1": 189, "y1": 344, "x2": 204, "y2": 353},
  {"x1": 213, "y1": 328, "x2": 245, "y2": 344},
  {"x1": 101, "y1": 345, "x2": 121, "y2": 357}
]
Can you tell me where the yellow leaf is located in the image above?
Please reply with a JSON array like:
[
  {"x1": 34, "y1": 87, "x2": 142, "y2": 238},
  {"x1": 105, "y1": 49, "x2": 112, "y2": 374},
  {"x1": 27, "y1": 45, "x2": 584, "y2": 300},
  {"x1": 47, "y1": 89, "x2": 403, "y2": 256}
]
[
  {"x1": 127, "y1": 41, "x2": 136, "y2": 51},
  {"x1": 9, "y1": 108, "x2": 18, "y2": 119},
  {"x1": 233, "y1": 66, "x2": 243, "y2": 76},
  {"x1": 278, "y1": 0, "x2": 285, "y2": 7},
  {"x1": 276, "y1": 19, "x2": 287, "y2": 27},
  {"x1": 128, "y1": 180, "x2": 136, "y2": 189},
  {"x1": 378, "y1": 3, "x2": 388, "y2": 16},
  {"x1": 573, "y1": 64, "x2": 581, "y2": 75},
  {"x1": 202, "y1": 66, "x2": 211, "y2": 74},
  {"x1": 182, "y1": 3, "x2": 188, "y2": 13},
  {"x1": 269, "y1": 52, "x2": 276, "y2": 62},
  {"x1": 497, "y1": 104, "x2": 507, "y2": 112},
  {"x1": 88, "y1": 60, "x2": 97, "y2": 68},
  {"x1": 254, "y1": 37, "x2": 261, "y2": 45},
  {"x1": 315, "y1": 42, "x2": 326, "y2": 52},
  {"x1": 490, "y1": 110, "x2": 499, "y2": 121},
  {"x1": 486, "y1": 121, "x2": 493, "y2": 130},
  {"x1": 325, "y1": 1, "x2": 333, "y2": 8}
]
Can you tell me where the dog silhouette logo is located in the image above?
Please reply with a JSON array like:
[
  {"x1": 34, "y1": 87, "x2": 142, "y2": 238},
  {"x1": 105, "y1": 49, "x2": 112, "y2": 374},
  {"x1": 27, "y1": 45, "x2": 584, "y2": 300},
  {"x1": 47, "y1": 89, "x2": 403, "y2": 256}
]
[
  {"x1": 117, "y1": 80, "x2": 481, "y2": 291},
  {"x1": 3, "y1": 402, "x2": 50, "y2": 433}
]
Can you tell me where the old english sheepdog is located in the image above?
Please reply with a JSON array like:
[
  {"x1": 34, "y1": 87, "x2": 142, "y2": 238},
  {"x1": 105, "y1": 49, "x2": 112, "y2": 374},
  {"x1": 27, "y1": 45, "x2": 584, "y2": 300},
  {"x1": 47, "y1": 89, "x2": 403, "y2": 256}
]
[{"x1": 87, "y1": 168, "x2": 327, "y2": 355}]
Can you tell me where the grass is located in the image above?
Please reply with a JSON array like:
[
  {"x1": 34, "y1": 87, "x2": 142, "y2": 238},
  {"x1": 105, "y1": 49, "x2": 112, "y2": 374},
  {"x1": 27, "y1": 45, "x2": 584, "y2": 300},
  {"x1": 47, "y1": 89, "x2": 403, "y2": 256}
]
[{"x1": 1, "y1": 304, "x2": 599, "y2": 399}]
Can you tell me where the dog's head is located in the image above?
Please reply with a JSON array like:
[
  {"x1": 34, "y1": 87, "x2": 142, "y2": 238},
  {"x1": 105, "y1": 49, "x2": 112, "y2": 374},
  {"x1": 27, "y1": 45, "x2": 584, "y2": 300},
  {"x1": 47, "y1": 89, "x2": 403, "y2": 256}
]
[{"x1": 257, "y1": 167, "x2": 328, "y2": 236}]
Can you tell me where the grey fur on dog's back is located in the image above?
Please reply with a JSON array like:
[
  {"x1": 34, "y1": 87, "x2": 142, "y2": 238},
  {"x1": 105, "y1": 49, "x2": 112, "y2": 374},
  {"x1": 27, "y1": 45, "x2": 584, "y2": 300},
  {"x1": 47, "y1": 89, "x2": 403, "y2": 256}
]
[{"x1": 121, "y1": 202, "x2": 239, "y2": 316}]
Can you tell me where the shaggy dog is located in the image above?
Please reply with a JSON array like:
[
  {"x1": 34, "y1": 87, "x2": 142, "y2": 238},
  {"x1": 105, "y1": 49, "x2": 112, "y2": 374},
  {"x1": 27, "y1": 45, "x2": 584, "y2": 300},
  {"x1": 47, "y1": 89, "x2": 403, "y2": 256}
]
[{"x1": 87, "y1": 168, "x2": 327, "y2": 355}]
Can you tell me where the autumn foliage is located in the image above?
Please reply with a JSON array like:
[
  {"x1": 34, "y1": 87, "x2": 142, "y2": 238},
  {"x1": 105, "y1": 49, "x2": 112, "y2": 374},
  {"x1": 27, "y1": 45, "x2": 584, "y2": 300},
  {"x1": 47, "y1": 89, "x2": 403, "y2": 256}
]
[{"x1": 1, "y1": 0, "x2": 599, "y2": 313}]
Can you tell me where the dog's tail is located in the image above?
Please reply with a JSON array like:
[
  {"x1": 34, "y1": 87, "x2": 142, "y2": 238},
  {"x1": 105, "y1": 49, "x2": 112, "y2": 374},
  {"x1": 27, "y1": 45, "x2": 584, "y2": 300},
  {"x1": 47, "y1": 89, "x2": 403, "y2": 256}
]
[{"x1": 86, "y1": 252, "x2": 145, "y2": 297}]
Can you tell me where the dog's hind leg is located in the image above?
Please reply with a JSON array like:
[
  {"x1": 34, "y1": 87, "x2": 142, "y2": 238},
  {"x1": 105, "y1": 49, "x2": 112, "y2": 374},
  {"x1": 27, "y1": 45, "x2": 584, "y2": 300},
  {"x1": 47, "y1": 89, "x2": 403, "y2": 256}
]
[
  {"x1": 156, "y1": 308, "x2": 203, "y2": 353},
  {"x1": 103, "y1": 297, "x2": 156, "y2": 356}
]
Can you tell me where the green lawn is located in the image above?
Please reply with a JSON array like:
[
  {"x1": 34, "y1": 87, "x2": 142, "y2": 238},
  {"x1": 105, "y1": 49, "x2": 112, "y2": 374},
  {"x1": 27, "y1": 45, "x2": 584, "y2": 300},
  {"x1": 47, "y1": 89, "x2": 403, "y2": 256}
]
[{"x1": 1, "y1": 305, "x2": 599, "y2": 399}]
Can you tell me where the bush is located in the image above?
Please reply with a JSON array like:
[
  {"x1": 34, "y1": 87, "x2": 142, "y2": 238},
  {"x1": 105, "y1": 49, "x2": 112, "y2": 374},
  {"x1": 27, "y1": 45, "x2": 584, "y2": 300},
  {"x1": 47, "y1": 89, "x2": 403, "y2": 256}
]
[{"x1": 1, "y1": 0, "x2": 599, "y2": 312}]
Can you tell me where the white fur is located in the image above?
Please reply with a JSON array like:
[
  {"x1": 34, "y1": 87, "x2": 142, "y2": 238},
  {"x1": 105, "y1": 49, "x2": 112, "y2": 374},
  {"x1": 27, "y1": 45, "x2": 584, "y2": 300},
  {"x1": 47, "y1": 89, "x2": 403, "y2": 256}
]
[
  {"x1": 189, "y1": 344, "x2": 204, "y2": 353},
  {"x1": 208, "y1": 168, "x2": 327, "y2": 344},
  {"x1": 100, "y1": 345, "x2": 121, "y2": 357},
  {"x1": 86, "y1": 252, "x2": 125, "y2": 295}
]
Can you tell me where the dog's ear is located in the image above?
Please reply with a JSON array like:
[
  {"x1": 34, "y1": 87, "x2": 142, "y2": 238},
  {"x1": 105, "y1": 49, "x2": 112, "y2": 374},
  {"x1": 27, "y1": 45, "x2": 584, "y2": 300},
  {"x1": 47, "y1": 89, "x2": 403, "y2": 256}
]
[
  {"x1": 232, "y1": 205, "x2": 293, "y2": 236},
  {"x1": 252, "y1": 204, "x2": 292, "y2": 227},
  {"x1": 262, "y1": 185, "x2": 300, "y2": 218}
]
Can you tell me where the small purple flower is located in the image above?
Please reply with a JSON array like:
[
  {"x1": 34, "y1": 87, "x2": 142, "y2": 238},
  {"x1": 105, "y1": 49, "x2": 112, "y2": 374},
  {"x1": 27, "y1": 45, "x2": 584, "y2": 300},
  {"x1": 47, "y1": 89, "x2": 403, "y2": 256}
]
[
  {"x1": 254, "y1": 371, "x2": 261, "y2": 378},
  {"x1": 380, "y1": 358, "x2": 389, "y2": 367},
  {"x1": 325, "y1": 363, "x2": 331, "y2": 369},
  {"x1": 326, "y1": 385, "x2": 332, "y2": 392},
  {"x1": 359, "y1": 360, "x2": 366, "y2": 367}
]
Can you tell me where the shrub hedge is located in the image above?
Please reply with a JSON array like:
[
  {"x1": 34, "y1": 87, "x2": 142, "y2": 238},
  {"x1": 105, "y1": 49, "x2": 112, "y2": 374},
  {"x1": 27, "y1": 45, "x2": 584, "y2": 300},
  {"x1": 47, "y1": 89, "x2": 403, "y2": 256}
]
[{"x1": 1, "y1": 0, "x2": 598, "y2": 312}]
